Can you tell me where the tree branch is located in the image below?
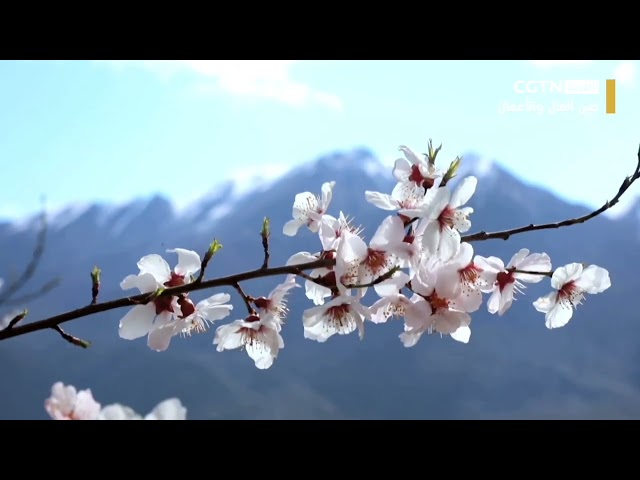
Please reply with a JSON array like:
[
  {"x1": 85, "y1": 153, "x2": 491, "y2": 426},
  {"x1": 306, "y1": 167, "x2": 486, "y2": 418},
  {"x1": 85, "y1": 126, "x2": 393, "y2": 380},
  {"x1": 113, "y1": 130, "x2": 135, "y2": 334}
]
[
  {"x1": 0, "y1": 208, "x2": 59, "y2": 306},
  {"x1": 0, "y1": 258, "x2": 334, "y2": 342},
  {"x1": 462, "y1": 144, "x2": 640, "y2": 242},
  {"x1": 233, "y1": 282, "x2": 255, "y2": 315}
]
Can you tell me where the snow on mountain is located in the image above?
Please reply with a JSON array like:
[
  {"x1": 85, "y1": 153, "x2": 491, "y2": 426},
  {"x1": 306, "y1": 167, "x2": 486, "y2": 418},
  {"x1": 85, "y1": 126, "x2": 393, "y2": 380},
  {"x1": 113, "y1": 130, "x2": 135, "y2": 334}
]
[{"x1": 5, "y1": 147, "x2": 538, "y2": 238}]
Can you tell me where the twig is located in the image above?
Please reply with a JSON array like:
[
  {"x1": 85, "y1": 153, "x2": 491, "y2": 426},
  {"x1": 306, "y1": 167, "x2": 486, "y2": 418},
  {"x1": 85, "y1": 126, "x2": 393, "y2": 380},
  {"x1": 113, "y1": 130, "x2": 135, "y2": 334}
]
[
  {"x1": 196, "y1": 239, "x2": 222, "y2": 283},
  {"x1": 233, "y1": 282, "x2": 256, "y2": 315},
  {"x1": 0, "y1": 258, "x2": 334, "y2": 342},
  {"x1": 0, "y1": 207, "x2": 55, "y2": 306},
  {"x1": 51, "y1": 325, "x2": 91, "y2": 349},
  {"x1": 260, "y1": 217, "x2": 271, "y2": 270},
  {"x1": 1, "y1": 279, "x2": 61, "y2": 306},
  {"x1": 513, "y1": 269, "x2": 554, "y2": 278},
  {"x1": 7, "y1": 309, "x2": 28, "y2": 329},
  {"x1": 294, "y1": 270, "x2": 318, "y2": 282},
  {"x1": 90, "y1": 266, "x2": 101, "y2": 305},
  {"x1": 345, "y1": 266, "x2": 401, "y2": 289},
  {"x1": 462, "y1": 144, "x2": 640, "y2": 242}
]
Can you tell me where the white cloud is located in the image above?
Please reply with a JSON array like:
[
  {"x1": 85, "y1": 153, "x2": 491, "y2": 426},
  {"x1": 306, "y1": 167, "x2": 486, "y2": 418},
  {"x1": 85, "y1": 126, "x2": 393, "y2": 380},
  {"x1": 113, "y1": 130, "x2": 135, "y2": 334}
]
[
  {"x1": 613, "y1": 61, "x2": 636, "y2": 87},
  {"x1": 529, "y1": 60, "x2": 593, "y2": 68},
  {"x1": 95, "y1": 60, "x2": 343, "y2": 111}
]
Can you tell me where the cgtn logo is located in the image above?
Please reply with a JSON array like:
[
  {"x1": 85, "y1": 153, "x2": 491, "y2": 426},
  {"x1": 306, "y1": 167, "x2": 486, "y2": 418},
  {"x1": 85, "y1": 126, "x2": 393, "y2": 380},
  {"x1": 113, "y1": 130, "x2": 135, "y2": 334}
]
[{"x1": 513, "y1": 80, "x2": 600, "y2": 95}]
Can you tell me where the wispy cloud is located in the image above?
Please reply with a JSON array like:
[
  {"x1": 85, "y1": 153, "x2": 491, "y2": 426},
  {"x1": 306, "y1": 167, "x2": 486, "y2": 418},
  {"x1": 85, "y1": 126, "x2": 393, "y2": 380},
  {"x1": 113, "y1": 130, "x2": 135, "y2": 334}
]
[
  {"x1": 613, "y1": 61, "x2": 636, "y2": 87},
  {"x1": 95, "y1": 60, "x2": 343, "y2": 111},
  {"x1": 529, "y1": 60, "x2": 594, "y2": 68}
]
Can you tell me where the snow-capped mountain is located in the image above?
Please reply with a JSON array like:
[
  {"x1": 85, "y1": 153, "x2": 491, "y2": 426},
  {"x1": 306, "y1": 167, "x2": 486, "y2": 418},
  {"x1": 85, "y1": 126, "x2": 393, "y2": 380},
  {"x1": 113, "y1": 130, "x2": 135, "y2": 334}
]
[{"x1": 0, "y1": 147, "x2": 639, "y2": 420}]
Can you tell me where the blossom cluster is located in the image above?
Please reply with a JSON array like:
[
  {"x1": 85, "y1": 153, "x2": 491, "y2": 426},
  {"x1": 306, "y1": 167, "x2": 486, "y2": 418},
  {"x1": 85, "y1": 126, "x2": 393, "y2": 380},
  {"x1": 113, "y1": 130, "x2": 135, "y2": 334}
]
[
  {"x1": 45, "y1": 381, "x2": 187, "y2": 420},
  {"x1": 116, "y1": 143, "x2": 612, "y2": 370}
]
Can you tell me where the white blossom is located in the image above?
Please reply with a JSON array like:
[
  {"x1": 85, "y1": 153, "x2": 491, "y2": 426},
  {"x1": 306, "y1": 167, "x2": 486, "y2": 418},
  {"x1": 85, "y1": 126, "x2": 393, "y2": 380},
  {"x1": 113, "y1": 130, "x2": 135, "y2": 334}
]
[
  {"x1": 533, "y1": 263, "x2": 611, "y2": 329},
  {"x1": 214, "y1": 314, "x2": 284, "y2": 369},
  {"x1": 283, "y1": 181, "x2": 336, "y2": 236},
  {"x1": 45, "y1": 382, "x2": 101, "y2": 420}
]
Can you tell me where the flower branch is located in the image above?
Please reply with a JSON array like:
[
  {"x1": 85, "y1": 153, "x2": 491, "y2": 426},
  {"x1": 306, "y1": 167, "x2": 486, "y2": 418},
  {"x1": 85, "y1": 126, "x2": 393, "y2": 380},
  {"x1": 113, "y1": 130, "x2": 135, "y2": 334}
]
[
  {"x1": 0, "y1": 258, "x2": 333, "y2": 342},
  {"x1": 461, "y1": 145, "x2": 640, "y2": 242},
  {"x1": 0, "y1": 140, "x2": 635, "y2": 371}
]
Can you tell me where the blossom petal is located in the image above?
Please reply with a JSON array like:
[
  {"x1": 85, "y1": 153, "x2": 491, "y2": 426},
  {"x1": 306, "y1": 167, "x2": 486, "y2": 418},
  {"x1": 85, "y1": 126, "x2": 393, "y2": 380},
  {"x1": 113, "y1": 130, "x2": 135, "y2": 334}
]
[
  {"x1": 168, "y1": 248, "x2": 201, "y2": 277},
  {"x1": 374, "y1": 271, "x2": 410, "y2": 297},
  {"x1": 421, "y1": 221, "x2": 441, "y2": 256},
  {"x1": 533, "y1": 292, "x2": 557, "y2": 314},
  {"x1": 320, "y1": 181, "x2": 335, "y2": 210},
  {"x1": 147, "y1": 320, "x2": 175, "y2": 352},
  {"x1": 371, "y1": 215, "x2": 405, "y2": 249},
  {"x1": 399, "y1": 330, "x2": 423, "y2": 348},
  {"x1": 137, "y1": 254, "x2": 172, "y2": 283},
  {"x1": 544, "y1": 302, "x2": 574, "y2": 329},
  {"x1": 283, "y1": 219, "x2": 304, "y2": 236},
  {"x1": 421, "y1": 187, "x2": 450, "y2": 221},
  {"x1": 119, "y1": 305, "x2": 156, "y2": 340},
  {"x1": 145, "y1": 398, "x2": 187, "y2": 420},
  {"x1": 497, "y1": 283, "x2": 515, "y2": 315},
  {"x1": 99, "y1": 403, "x2": 142, "y2": 420},
  {"x1": 575, "y1": 265, "x2": 611, "y2": 294},
  {"x1": 451, "y1": 326, "x2": 471, "y2": 344},
  {"x1": 72, "y1": 390, "x2": 102, "y2": 420},
  {"x1": 120, "y1": 272, "x2": 159, "y2": 294},
  {"x1": 213, "y1": 322, "x2": 245, "y2": 351},
  {"x1": 392, "y1": 157, "x2": 412, "y2": 181},
  {"x1": 486, "y1": 289, "x2": 501, "y2": 314},
  {"x1": 514, "y1": 252, "x2": 552, "y2": 283},
  {"x1": 449, "y1": 176, "x2": 477, "y2": 208},
  {"x1": 286, "y1": 251, "x2": 317, "y2": 265},
  {"x1": 292, "y1": 192, "x2": 318, "y2": 219},
  {"x1": 365, "y1": 191, "x2": 398, "y2": 210},
  {"x1": 438, "y1": 226, "x2": 461, "y2": 262},
  {"x1": 551, "y1": 263, "x2": 583, "y2": 289}
]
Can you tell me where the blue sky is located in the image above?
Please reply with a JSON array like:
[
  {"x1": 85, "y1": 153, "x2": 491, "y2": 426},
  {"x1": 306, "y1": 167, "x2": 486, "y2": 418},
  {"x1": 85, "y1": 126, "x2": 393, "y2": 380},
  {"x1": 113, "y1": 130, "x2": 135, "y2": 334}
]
[{"x1": 1, "y1": 60, "x2": 638, "y2": 221}]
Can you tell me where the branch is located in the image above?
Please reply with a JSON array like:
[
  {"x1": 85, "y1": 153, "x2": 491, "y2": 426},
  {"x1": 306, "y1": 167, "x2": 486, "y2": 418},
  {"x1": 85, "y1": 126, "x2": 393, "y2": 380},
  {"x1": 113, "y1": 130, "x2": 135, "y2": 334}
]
[
  {"x1": 462, "y1": 144, "x2": 640, "y2": 242},
  {"x1": 0, "y1": 207, "x2": 58, "y2": 306},
  {"x1": 51, "y1": 325, "x2": 91, "y2": 349},
  {"x1": 513, "y1": 269, "x2": 553, "y2": 278},
  {"x1": 6, "y1": 309, "x2": 28, "y2": 329},
  {"x1": 196, "y1": 239, "x2": 222, "y2": 283},
  {"x1": 260, "y1": 217, "x2": 271, "y2": 270},
  {"x1": 90, "y1": 266, "x2": 101, "y2": 305},
  {"x1": 233, "y1": 282, "x2": 255, "y2": 315},
  {"x1": 345, "y1": 266, "x2": 401, "y2": 289},
  {"x1": 0, "y1": 258, "x2": 334, "y2": 342},
  {"x1": 1, "y1": 279, "x2": 61, "y2": 306}
]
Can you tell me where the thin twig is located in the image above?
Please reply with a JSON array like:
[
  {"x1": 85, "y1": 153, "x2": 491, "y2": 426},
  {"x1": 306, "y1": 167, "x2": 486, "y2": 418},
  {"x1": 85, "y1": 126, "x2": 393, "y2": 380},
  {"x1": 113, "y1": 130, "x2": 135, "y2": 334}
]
[
  {"x1": 7, "y1": 309, "x2": 28, "y2": 329},
  {"x1": 513, "y1": 269, "x2": 554, "y2": 278},
  {"x1": 51, "y1": 325, "x2": 91, "y2": 348},
  {"x1": 90, "y1": 266, "x2": 101, "y2": 305},
  {"x1": 260, "y1": 217, "x2": 271, "y2": 270},
  {"x1": 345, "y1": 266, "x2": 401, "y2": 289},
  {"x1": 196, "y1": 239, "x2": 222, "y2": 283},
  {"x1": 0, "y1": 258, "x2": 334, "y2": 342},
  {"x1": 462, "y1": 144, "x2": 640, "y2": 242},
  {"x1": 0, "y1": 208, "x2": 55, "y2": 306},
  {"x1": 1, "y1": 279, "x2": 61, "y2": 306},
  {"x1": 233, "y1": 282, "x2": 256, "y2": 315}
]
